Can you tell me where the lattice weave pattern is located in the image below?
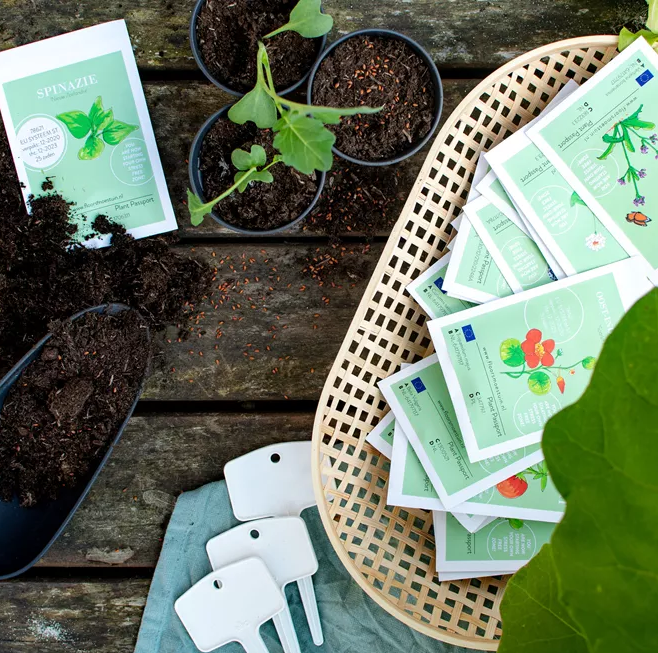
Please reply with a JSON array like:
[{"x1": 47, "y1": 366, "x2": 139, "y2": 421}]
[{"x1": 312, "y1": 38, "x2": 618, "y2": 650}]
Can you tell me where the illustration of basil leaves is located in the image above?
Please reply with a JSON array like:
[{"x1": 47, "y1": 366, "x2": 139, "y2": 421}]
[{"x1": 56, "y1": 96, "x2": 139, "y2": 161}]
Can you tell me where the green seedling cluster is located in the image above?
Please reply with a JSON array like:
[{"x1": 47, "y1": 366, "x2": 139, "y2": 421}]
[
  {"x1": 619, "y1": 0, "x2": 658, "y2": 51},
  {"x1": 188, "y1": 0, "x2": 382, "y2": 226}
]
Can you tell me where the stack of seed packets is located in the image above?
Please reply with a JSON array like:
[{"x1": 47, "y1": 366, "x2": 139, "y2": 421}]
[{"x1": 366, "y1": 37, "x2": 658, "y2": 582}]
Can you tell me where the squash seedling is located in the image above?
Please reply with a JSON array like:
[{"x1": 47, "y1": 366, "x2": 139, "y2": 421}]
[{"x1": 187, "y1": 0, "x2": 382, "y2": 226}]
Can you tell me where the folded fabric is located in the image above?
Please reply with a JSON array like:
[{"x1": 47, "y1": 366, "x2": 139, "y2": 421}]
[{"x1": 134, "y1": 480, "x2": 472, "y2": 653}]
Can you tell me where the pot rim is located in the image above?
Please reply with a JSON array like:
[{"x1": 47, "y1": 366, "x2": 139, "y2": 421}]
[
  {"x1": 189, "y1": 0, "x2": 328, "y2": 97},
  {"x1": 188, "y1": 104, "x2": 326, "y2": 235},
  {"x1": 306, "y1": 28, "x2": 444, "y2": 166}
]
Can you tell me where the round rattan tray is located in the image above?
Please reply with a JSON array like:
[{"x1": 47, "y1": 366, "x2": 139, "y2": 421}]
[{"x1": 311, "y1": 35, "x2": 618, "y2": 650}]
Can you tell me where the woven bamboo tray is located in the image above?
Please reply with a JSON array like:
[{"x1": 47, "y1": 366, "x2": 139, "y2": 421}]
[{"x1": 311, "y1": 35, "x2": 618, "y2": 650}]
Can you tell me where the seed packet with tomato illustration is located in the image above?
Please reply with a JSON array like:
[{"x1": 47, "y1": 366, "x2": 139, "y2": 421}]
[
  {"x1": 434, "y1": 511, "x2": 556, "y2": 573},
  {"x1": 463, "y1": 195, "x2": 558, "y2": 293},
  {"x1": 527, "y1": 38, "x2": 658, "y2": 275},
  {"x1": 388, "y1": 424, "x2": 496, "y2": 533},
  {"x1": 476, "y1": 170, "x2": 566, "y2": 279},
  {"x1": 486, "y1": 91, "x2": 629, "y2": 276},
  {"x1": 0, "y1": 21, "x2": 178, "y2": 246},
  {"x1": 429, "y1": 256, "x2": 653, "y2": 461},
  {"x1": 407, "y1": 252, "x2": 477, "y2": 318},
  {"x1": 365, "y1": 409, "x2": 395, "y2": 459},
  {"x1": 379, "y1": 354, "x2": 544, "y2": 508}
]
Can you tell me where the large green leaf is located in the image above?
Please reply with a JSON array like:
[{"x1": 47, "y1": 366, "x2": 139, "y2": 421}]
[
  {"x1": 265, "y1": 0, "x2": 333, "y2": 38},
  {"x1": 228, "y1": 86, "x2": 277, "y2": 129},
  {"x1": 618, "y1": 27, "x2": 658, "y2": 51},
  {"x1": 56, "y1": 110, "x2": 91, "y2": 139},
  {"x1": 273, "y1": 113, "x2": 334, "y2": 174},
  {"x1": 499, "y1": 289, "x2": 658, "y2": 653}
]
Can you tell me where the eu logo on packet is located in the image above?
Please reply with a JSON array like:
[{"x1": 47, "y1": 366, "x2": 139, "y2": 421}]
[
  {"x1": 462, "y1": 325, "x2": 476, "y2": 342},
  {"x1": 637, "y1": 70, "x2": 654, "y2": 86},
  {"x1": 433, "y1": 277, "x2": 448, "y2": 295},
  {"x1": 411, "y1": 378, "x2": 426, "y2": 393}
]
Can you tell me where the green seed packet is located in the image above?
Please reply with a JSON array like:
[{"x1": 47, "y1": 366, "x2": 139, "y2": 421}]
[
  {"x1": 487, "y1": 95, "x2": 629, "y2": 276},
  {"x1": 442, "y1": 216, "x2": 514, "y2": 303},
  {"x1": 378, "y1": 354, "x2": 544, "y2": 508},
  {"x1": 428, "y1": 257, "x2": 653, "y2": 461},
  {"x1": 407, "y1": 251, "x2": 476, "y2": 318},
  {"x1": 365, "y1": 410, "x2": 395, "y2": 459},
  {"x1": 0, "y1": 21, "x2": 177, "y2": 246},
  {"x1": 434, "y1": 511, "x2": 556, "y2": 573},
  {"x1": 464, "y1": 195, "x2": 557, "y2": 294},
  {"x1": 388, "y1": 424, "x2": 495, "y2": 533},
  {"x1": 527, "y1": 38, "x2": 658, "y2": 274}
]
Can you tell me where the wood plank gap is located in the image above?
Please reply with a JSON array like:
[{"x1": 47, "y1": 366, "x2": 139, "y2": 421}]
[{"x1": 133, "y1": 400, "x2": 319, "y2": 415}]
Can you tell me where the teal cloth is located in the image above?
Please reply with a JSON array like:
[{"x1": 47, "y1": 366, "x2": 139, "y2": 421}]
[{"x1": 134, "y1": 480, "x2": 476, "y2": 653}]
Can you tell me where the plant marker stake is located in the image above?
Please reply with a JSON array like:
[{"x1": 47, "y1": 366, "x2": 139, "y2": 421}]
[
  {"x1": 175, "y1": 558, "x2": 284, "y2": 653},
  {"x1": 207, "y1": 517, "x2": 318, "y2": 653},
  {"x1": 224, "y1": 442, "x2": 324, "y2": 646}
]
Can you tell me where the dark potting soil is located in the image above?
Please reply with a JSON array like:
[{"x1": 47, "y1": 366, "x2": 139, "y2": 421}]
[
  {"x1": 312, "y1": 36, "x2": 436, "y2": 161},
  {"x1": 0, "y1": 122, "x2": 214, "y2": 379},
  {"x1": 0, "y1": 310, "x2": 150, "y2": 507},
  {"x1": 196, "y1": 0, "x2": 322, "y2": 93},
  {"x1": 200, "y1": 118, "x2": 319, "y2": 231}
]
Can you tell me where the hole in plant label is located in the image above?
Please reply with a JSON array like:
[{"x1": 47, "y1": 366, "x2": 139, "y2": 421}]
[
  {"x1": 270, "y1": 453, "x2": 281, "y2": 463},
  {"x1": 250, "y1": 529, "x2": 260, "y2": 539},
  {"x1": 213, "y1": 579, "x2": 223, "y2": 590}
]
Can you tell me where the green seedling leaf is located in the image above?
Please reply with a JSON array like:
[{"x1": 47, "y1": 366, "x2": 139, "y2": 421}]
[
  {"x1": 232, "y1": 145, "x2": 267, "y2": 171},
  {"x1": 649, "y1": 0, "x2": 658, "y2": 32},
  {"x1": 229, "y1": 87, "x2": 277, "y2": 128},
  {"x1": 273, "y1": 113, "x2": 334, "y2": 174},
  {"x1": 619, "y1": 27, "x2": 658, "y2": 51},
  {"x1": 500, "y1": 338, "x2": 524, "y2": 367},
  {"x1": 265, "y1": 0, "x2": 333, "y2": 39},
  {"x1": 102, "y1": 120, "x2": 139, "y2": 145},
  {"x1": 528, "y1": 370, "x2": 551, "y2": 395},
  {"x1": 499, "y1": 289, "x2": 658, "y2": 653},
  {"x1": 187, "y1": 189, "x2": 217, "y2": 226},
  {"x1": 57, "y1": 110, "x2": 92, "y2": 139},
  {"x1": 309, "y1": 104, "x2": 383, "y2": 125},
  {"x1": 233, "y1": 168, "x2": 274, "y2": 192},
  {"x1": 78, "y1": 135, "x2": 105, "y2": 160}
]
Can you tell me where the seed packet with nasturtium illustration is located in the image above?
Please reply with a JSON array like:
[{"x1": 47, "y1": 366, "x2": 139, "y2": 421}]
[
  {"x1": 527, "y1": 37, "x2": 658, "y2": 274},
  {"x1": 388, "y1": 424, "x2": 495, "y2": 533},
  {"x1": 378, "y1": 354, "x2": 544, "y2": 509},
  {"x1": 428, "y1": 256, "x2": 654, "y2": 461},
  {"x1": 434, "y1": 511, "x2": 556, "y2": 573},
  {"x1": 486, "y1": 90, "x2": 629, "y2": 276},
  {"x1": 0, "y1": 21, "x2": 177, "y2": 247},
  {"x1": 463, "y1": 195, "x2": 557, "y2": 294}
]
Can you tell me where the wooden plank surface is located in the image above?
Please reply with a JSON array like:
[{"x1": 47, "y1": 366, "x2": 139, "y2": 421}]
[
  {"x1": 0, "y1": 0, "x2": 641, "y2": 72},
  {"x1": 146, "y1": 79, "x2": 477, "y2": 238},
  {"x1": 144, "y1": 242, "x2": 393, "y2": 401},
  {"x1": 37, "y1": 414, "x2": 314, "y2": 568},
  {"x1": 0, "y1": 578, "x2": 149, "y2": 653}
]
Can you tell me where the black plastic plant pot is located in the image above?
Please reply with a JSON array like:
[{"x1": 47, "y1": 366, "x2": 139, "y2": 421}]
[
  {"x1": 0, "y1": 304, "x2": 151, "y2": 581},
  {"x1": 189, "y1": 105, "x2": 326, "y2": 235},
  {"x1": 307, "y1": 29, "x2": 444, "y2": 167},
  {"x1": 189, "y1": 0, "x2": 328, "y2": 97}
]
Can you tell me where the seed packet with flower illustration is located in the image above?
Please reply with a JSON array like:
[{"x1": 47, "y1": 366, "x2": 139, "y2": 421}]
[
  {"x1": 434, "y1": 511, "x2": 556, "y2": 573},
  {"x1": 486, "y1": 104, "x2": 629, "y2": 276},
  {"x1": 477, "y1": 170, "x2": 566, "y2": 279},
  {"x1": 527, "y1": 38, "x2": 658, "y2": 274},
  {"x1": 388, "y1": 424, "x2": 496, "y2": 532},
  {"x1": 0, "y1": 21, "x2": 177, "y2": 247},
  {"x1": 378, "y1": 355, "x2": 544, "y2": 508},
  {"x1": 429, "y1": 256, "x2": 654, "y2": 461},
  {"x1": 365, "y1": 409, "x2": 395, "y2": 459},
  {"x1": 407, "y1": 252, "x2": 477, "y2": 318},
  {"x1": 463, "y1": 195, "x2": 558, "y2": 293}
]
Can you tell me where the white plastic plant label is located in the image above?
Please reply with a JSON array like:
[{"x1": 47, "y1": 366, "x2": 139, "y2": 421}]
[
  {"x1": 175, "y1": 557, "x2": 284, "y2": 653},
  {"x1": 0, "y1": 21, "x2": 177, "y2": 247}
]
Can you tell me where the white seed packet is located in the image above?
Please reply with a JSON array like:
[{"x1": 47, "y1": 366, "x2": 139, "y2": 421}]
[
  {"x1": 0, "y1": 21, "x2": 178, "y2": 247},
  {"x1": 428, "y1": 256, "x2": 654, "y2": 461},
  {"x1": 437, "y1": 569, "x2": 503, "y2": 581},
  {"x1": 388, "y1": 424, "x2": 495, "y2": 533},
  {"x1": 434, "y1": 511, "x2": 556, "y2": 573},
  {"x1": 378, "y1": 354, "x2": 544, "y2": 509},
  {"x1": 365, "y1": 410, "x2": 395, "y2": 459}
]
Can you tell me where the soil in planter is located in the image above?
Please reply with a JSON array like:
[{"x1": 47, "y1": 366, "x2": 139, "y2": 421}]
[
  {"x1": 196, "y1": 0, "x2": 322, "y2": 93},
  {"x1": 0, "y1": 310, "x2": 150, "y2": 507},
  {"x1": 0, "y1": 119, "x2": 214, "y2": 377},
  {"x1": 312, "y1": 36, "x2": 436, "y2": 161},
  {"x1": 200, "y1": 118, "x2": 318, "y2": 231}
]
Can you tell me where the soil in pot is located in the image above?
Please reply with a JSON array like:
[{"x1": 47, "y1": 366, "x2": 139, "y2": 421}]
[
  {"x1": 0, "y1": 310, "x2": 150, "y2": 507},
  {"x1": 0, "y1": 120, "x2": 214, "y2": 378},
  {"x1": 200, "y1": 118, "x2": 319, "y2": 231},
  {"x1": 196, "y1": 0, "x2": 322, "y2": 93},
  {"x1": 311, "y1": 36, "x2": 436, "y2": 161}
]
